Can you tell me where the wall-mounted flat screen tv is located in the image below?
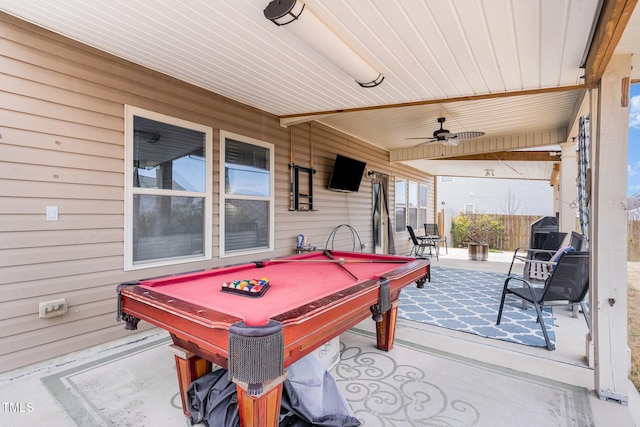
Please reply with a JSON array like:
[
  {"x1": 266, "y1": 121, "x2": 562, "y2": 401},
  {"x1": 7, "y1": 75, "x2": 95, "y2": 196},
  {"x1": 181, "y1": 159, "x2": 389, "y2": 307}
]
[{"x1": 327, "y1": 154, "x2": 367, "y2": 193}]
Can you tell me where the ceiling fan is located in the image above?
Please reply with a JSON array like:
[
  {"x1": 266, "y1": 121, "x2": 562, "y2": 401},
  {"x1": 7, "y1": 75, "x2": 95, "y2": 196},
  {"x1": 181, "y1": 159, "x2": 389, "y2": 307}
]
[{"x1": 407, "y1": 117, "x2": 485, "y2": 147}]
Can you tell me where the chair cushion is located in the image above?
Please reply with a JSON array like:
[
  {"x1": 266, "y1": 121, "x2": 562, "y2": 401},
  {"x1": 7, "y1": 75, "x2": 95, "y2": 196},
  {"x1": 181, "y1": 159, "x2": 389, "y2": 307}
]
[{"x1": 549, "y1": 245, "x2": 575, "y2": 269}]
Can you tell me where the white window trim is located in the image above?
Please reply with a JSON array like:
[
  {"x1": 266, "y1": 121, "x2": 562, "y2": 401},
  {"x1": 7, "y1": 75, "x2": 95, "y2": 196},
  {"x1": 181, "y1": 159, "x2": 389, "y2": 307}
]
[
  {"x1": 408, "y1": 180, "x2": 421, "y2": 229},
  {"x1": 123, "y1": 105, "x2": 213, "y2": 271},
  {"x1": 396, "y1": 178, "x2": 431, "y2": 232},
  {"x1": 219, "y1": 130, "x2": 275, "y2": 258},
  {"x1": 395, "y1": 178, "x2": 407, "y2": 232},
  {"x1": 419, "y1": 183, "x2": 428, "y2": 226}
]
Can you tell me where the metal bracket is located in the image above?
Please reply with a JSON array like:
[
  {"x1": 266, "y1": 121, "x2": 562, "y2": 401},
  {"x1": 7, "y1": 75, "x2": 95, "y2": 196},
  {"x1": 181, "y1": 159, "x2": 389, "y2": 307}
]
[{"x1": 598, "y1": 389, "x2": 629, "y2": 406}]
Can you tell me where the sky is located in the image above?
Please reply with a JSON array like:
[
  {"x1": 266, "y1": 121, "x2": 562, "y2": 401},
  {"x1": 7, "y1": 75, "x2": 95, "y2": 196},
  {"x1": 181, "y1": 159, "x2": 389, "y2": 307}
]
[{"x1": 629, "y1": 83, "x2": 640, "y2": 196}]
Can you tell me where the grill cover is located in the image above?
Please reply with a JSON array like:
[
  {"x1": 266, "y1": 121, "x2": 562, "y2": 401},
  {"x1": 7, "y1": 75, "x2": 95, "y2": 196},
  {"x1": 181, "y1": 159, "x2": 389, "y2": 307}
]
[{"x1": 529, "y1": 216, "x2": 558, "y2": 249}]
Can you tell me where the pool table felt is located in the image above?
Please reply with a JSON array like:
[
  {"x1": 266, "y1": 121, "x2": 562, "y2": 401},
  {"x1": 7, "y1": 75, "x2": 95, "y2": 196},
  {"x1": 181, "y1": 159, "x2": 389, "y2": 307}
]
[{"x1": 138, "y1": 252, "x2": 413, "y2": 327}]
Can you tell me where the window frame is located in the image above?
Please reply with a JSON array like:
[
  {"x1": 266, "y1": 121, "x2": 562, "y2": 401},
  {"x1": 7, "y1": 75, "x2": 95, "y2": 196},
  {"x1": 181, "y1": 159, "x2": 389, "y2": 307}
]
[
  {"x1": 124, "y1": 105, "x2": 213, "y2": 271},
  {"x1": 418, "y1": 183, "x2": 428, "y2": 229},
  {"x1": 219, "y1": 130, "x2": 275, "y2": 258},
  {"x1": 408, "y1": 181, "x2": 419, "y2": 229},
  {"x1": 394, "y1": 178, "x2": 407, "y2": 232},
  {"x1": 395, "y1": 178, "x2": 429, "y2": 233}
]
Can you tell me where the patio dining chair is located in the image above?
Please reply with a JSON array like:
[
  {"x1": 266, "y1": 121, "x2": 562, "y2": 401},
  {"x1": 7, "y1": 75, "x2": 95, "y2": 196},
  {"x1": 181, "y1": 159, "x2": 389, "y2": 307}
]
[
  {"x1": 406, "y1": 225, "x2": 435, "y2": 258},
  {"x1": 423, "y1": 223, "x2": 447, "y2": 258},
  {"x1": 496, "y1": 251, "x2": 590, "y2": 351}
]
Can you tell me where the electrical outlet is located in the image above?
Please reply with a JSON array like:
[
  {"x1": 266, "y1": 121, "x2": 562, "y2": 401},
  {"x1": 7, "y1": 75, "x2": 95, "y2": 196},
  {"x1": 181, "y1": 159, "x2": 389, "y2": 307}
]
[{"x1": 39, "y1": 298, "x2": 68, "y2": 318}]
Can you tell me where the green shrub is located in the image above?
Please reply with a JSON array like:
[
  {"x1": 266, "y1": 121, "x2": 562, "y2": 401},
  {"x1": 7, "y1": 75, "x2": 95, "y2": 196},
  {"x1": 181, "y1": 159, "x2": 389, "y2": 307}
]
[
  {"x1": 451, "y1": 214, "x2": 471, "y2": 247},
  {"x1": 451, "y1": 214, "x2": 504, "y2": 248}
]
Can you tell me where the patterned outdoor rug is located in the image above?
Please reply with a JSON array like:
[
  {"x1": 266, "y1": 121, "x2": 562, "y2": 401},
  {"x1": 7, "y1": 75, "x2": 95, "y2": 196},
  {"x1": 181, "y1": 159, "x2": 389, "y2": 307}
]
[
  {"x1": 398, "y1": 266, "x2": 555, "y2": 348},
  {"x1": 34, "y1": 328, "x2": 594, "y2": 427},
  {"x1": 337, "y1": 329, "x2": 593, "y2": 427}
]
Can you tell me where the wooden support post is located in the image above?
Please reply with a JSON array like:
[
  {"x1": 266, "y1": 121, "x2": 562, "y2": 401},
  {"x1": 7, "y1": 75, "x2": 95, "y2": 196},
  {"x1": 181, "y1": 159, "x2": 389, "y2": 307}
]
[{"x1": 592, "y1": 54, "x2": 631, "y2": 404}]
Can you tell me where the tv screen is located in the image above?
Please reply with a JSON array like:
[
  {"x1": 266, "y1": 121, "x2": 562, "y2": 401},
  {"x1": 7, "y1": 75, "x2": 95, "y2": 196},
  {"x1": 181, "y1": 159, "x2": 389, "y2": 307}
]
[{"x1": 327, "y1": 154, "x2": 367, "y2": 192}]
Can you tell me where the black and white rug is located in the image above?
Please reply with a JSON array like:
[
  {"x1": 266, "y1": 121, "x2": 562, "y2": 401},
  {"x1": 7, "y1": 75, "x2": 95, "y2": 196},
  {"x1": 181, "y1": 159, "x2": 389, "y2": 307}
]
[
  {"x1": 398, "y1": 266, "x2": 555, "y2": 348},
  {"x1": 34, "y1": 329, "x2": 594, "y2": 427}
]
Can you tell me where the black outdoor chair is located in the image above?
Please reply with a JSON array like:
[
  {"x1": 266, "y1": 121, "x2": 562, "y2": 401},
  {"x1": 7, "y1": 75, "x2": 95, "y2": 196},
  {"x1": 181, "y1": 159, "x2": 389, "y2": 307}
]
[
  {"x1": 568, "y1": 231, "x2": 585, "y2": 251},
  {"x1": 407, "y1": 225, "x2": 434, "y2": 258},
  {"x1": 496, "y1": 251, "x2": 590, "y2": 351},
  {"x1": 507, "y1": 231, "x2": 569, "y2": 282},
  {"x1": 423, "y1": 223, "x2": 446, "y2": 259}
]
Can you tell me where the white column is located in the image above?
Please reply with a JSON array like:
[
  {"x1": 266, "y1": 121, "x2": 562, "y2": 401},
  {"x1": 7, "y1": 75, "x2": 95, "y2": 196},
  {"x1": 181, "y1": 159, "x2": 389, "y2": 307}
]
[
  {"x1": 592, "y1": 54, "x2": 631, "y2": 404},
  {"x1": 559, "y1": 142, "x2": 578, "y2": 234}
]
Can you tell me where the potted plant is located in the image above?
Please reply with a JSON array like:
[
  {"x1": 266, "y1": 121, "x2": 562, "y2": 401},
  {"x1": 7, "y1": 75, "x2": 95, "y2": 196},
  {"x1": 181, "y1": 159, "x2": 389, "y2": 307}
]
[{"x1": 466, "y1": 215, "x2": 501, "y2": 261}]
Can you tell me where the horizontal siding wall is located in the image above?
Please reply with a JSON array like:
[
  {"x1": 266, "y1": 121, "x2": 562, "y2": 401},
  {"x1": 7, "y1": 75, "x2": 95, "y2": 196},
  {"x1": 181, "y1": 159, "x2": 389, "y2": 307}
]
[{"x1": 0, "y1": 12, "x2": 433, "y2": 373}]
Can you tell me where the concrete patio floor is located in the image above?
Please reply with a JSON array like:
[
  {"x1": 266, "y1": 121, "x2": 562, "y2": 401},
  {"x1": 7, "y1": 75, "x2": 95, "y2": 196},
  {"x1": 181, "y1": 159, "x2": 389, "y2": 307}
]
[
  {"x1": 419, "y1": 247, "x2": 640, "y2": 426},
  {"x1": 1, "y1": 248, "x2": 639, "y2": 426}
]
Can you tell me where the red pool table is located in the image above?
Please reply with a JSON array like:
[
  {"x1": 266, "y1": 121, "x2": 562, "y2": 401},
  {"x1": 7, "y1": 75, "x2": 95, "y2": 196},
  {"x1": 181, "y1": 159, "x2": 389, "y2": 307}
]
[{"x1": 117, "y1": 250, "x2": 429, "y2": 427}]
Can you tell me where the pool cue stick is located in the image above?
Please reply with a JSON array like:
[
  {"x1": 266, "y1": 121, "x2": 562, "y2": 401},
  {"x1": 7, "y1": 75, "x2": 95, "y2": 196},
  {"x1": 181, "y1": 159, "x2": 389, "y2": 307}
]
[
  {"x1": 323, "y1": 250, "x2": 359, "y2": 280},
  {"x1": 268, "y1": 259, "x2": 403, "y2": 264}
]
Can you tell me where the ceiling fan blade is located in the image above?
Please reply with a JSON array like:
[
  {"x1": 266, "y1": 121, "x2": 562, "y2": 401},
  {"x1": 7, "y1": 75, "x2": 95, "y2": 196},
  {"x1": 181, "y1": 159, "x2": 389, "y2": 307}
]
[
  {"x1": 405, "y1": 137, "x2": 434, "y2": 140},
  {"x1": 441, "y1": 138, "x2": 461, "y2": 147},
  {"x1": 413, "y1": 140, "x2": 438, "y2": 147},
  {"x1": 453, "y1": 131, "x2": 485, "y2": 140}
]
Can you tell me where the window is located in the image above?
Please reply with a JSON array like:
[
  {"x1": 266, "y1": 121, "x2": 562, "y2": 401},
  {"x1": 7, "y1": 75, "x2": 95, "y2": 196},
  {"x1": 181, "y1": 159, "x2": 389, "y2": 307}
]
[
  {"x1": 395, "y1": 179, "x2": 406, "y2": 232},
  {"x1": 440, "y1": 176, "x2": 454, "y2": 183},
  {"x1": 124, "y1": 106, "x2": 212, "y2": 270},
  {"x1": 408, "y1": 181, "x2": 418, "y2": 229},
  {"x1": 464, "y1": 203, "x2": 475, "y2": 214},
  {"x1": 220, "y1": 130, "x2": 274, "y2": 256},
  {"x1": 418, "y1": 184, "x2": 428, "y2": 228},
  {"x1": 396, "y1": 179, "x2": 428, "y2": 233}
]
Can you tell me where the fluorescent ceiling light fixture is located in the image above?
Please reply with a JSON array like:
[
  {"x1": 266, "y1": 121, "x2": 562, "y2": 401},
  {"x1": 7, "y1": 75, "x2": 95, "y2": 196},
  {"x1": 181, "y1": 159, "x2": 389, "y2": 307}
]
[{"x1": 264, "y1": 0, "x2": 384, "y2": 88}]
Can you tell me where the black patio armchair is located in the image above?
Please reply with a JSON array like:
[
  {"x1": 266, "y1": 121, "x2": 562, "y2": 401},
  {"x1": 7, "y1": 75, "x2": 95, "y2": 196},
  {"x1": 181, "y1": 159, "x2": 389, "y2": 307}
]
[
  {"x1": 507, "y1": 231, "x2": 571, "y2": 283},
  {"x1": 496, "y1": 251, "x2": 590, "y2": 351},
  {"x1": 407, "y1": 225, "x2": 435, "y2": 258},
  {"x1": 423, "y1": 223, "x2": 447, "y2": 259}
]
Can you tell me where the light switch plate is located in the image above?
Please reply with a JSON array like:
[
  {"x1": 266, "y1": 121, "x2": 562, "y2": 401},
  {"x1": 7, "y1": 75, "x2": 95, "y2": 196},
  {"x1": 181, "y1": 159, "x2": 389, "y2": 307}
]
[{"x1": 46, "y1": 206, "x2": 58, "y2": 221}]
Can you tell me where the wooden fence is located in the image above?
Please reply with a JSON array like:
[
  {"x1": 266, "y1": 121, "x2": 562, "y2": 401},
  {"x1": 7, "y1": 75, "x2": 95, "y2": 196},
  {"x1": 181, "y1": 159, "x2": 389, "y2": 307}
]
[
  {"x1": 453, "y1": 214, "x2": 540, "y2": 251},
  {"x1": 450, "y1": 213, "x2": 640, "y2": 261},
  {"x1": 630, "y1": 220, "x2": 640, "y2": 262}
]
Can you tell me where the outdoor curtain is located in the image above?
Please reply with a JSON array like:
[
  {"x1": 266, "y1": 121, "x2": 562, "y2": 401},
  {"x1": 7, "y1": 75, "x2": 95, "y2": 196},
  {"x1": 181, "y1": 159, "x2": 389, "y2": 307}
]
[
  {"x1": 577, "y1": 115, "x2": 590, "y2": 250},
  {"x1": 372, "y1": 175, "x2": 396, "y2": 255},
  {"x1": 380, "y1": 174, "x2": 396, "y2": 255}
]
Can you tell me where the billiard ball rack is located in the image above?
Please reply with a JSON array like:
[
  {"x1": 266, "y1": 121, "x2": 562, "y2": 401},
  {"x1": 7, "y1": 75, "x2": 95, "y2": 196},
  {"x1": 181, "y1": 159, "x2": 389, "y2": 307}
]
[{"x1": 221, "y1": 282, "x2": 270, "y2": 297}]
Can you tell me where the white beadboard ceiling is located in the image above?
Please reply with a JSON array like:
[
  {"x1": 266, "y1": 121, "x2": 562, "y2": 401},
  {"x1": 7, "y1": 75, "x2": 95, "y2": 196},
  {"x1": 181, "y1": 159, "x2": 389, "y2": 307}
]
[{"x1": 1, "y1": 0, "x2": 639, "y2": 180}]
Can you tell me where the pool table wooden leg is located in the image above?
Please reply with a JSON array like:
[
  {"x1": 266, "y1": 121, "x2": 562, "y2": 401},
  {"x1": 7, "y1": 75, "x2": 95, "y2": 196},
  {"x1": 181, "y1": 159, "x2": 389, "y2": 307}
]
[
  {"x1": 376, "y1": 299, "x2": 400, "y2": 351},
  {"x1": 169, "y1": 344, "x2": 212, "y2": 419},
  {"x1": 234, "y1": 374, "x2": 287, "y2": 427}
]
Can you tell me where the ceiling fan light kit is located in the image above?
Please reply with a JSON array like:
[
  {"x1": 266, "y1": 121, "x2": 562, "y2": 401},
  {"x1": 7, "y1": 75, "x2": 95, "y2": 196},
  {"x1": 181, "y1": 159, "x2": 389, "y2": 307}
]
[
  {"x1": 408, "y1": 117, "x2": 485, "y2": 147},
  {"x1": 264, "y1": 0, "x2": 383, "y2": 88}
]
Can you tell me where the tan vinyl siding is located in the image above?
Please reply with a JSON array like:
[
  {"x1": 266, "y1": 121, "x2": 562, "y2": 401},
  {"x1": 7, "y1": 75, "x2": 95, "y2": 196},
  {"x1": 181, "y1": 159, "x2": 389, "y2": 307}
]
[{"x1": 0, "y1": 12, "x2": 433, "y2": 373}]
